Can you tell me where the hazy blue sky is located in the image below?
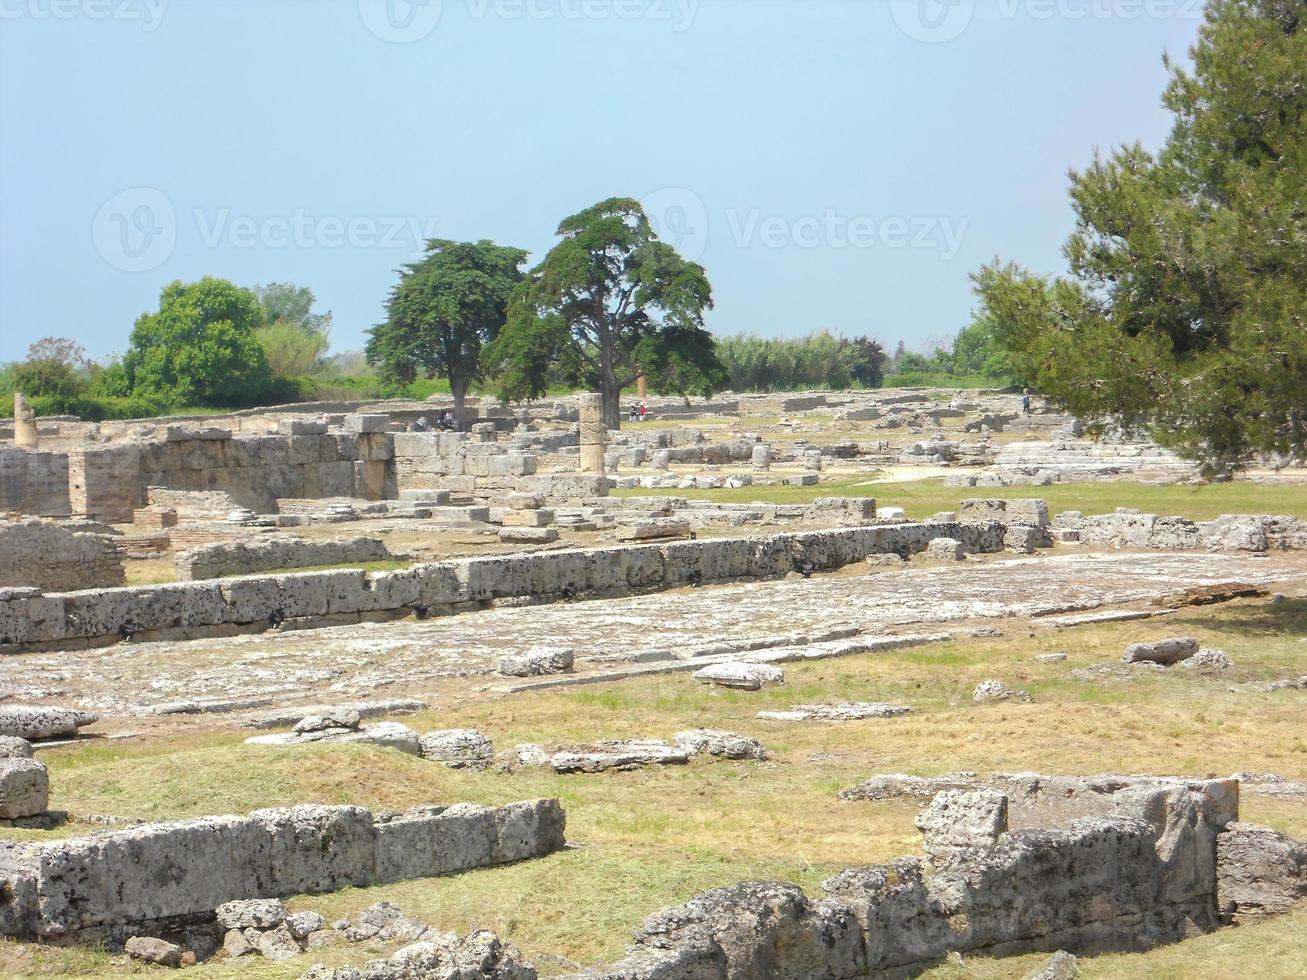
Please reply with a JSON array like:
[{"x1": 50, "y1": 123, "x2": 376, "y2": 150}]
[{"x1": 0, "y1": 0, "x2": 1205, "y2": 362}]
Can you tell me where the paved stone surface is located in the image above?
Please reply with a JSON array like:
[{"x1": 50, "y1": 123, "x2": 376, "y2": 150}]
[{"x1": 0, "y1": 551, "x2": 1295, "y2": 719}]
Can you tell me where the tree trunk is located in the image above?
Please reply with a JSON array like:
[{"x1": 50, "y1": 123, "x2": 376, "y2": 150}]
[
  {"x1": 451, "y1": 375, "x2": 468, "y2": 432},
  {"x1": 599, "y1": 340, "x2": 622, "y2": 430}
]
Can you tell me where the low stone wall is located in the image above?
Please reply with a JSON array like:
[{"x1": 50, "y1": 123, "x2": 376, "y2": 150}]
[
  {"x1": 175, "y1": 535, "x2": 397, "y2": 581},
  {"x1": 0, "y1": 798, "x2": 565, "y2": 942},
  {"x1": 0, "y1": 521, "x2": 124, "y2": 591},
  {"x1": 0, "y1": 522, "x2": 1005, "y2": 653},
  {"x1": 563, "y1": 777, "x2": 1240, "y2": 978},
  {"x1": 1056, "y1": 510, "x2": 1307, "y2": 552}
]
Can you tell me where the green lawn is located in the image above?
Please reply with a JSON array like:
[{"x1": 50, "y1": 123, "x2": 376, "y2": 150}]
[{"x1": 615, "y1": 475, "x2": 1307, "y2": 522}]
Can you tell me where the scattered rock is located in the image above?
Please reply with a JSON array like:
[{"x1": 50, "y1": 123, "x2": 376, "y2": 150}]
[
  {"x1": 691, "y1": 661, "x2": 785, "y2": 691},
  {"x1": 304, "y1": 929, "x2": 340, "y2": 952},
  {"x1": 222, "y1": 928, "x2": 254, "y2": 959},
  {"x1": 1154, "y1": 583, "x2": 1268, "y2": 609},
  {"x1": 513, "y1": 743, "x2": 549, "y2": 768},
  {"x1": 865, "y1": 553, "x2": 906, "y2": 566},
  {"x1": 418, "y1": 730, "x2": 494, "y2": 769},
  {"x1": 215, "y1": 898, "x2": 287, "y2": 931},
  {"x1": 838, "y1": 772, "x2": 980, "y2": 802},
  {"x1": 498, "y1": 526, "x2": 559, "y2": 545},
  {"x1": 1121, "y1": 636, "x2": 1200, "y2": 666},
  {"x1": 1179, "y1": 648, "x2": 1232, "y2": 670},
  {"x1": 125, "y1": 936, "x2": 183, "y2": 968},
  {"x1": 305, "y1": 929, "x2": 534, "y2": 980},
  {"x1": 285, "y1": 910, "x2": 327, "y2": 941},
  {"x1": 972, "y1": 680, "x2": 1033, "y2": 704},
  {"x1": 757, "y1": 702, "x2": 912, "y2": 722},
  {"x1": 497, "y1": 646, "x2": 575, "y2": 678},
  {"x1": 551, "y1": 740, "x2": 690, "y2": 774},
  {"x1": 253, "y1": 923, "x2": 303, "y2": 961},
  {"x1": 1217, "y1": 822, "x2": 1307, "y2": 920},
  {"x1": 343, "y1": 902, "x2": 431, "y2": 944},
  {"x1": 673, "y1": 729, "x2": 768, "y2": 761},
  {"x1": 1029, "y1": 949, "x2": 1079, "y2": 979},
  {"x1": 1035, "y1": 653, "x2": 1067, "y2": 664},
  {"x1": 1268, "y1": 676, "x2": 1307, "y2": 691},
  {"x1": 294, "y1": 708, "x2": 361, "y2": 734}
]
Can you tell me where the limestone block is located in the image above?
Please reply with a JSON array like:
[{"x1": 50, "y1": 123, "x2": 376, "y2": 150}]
[
  {"x1": 491, "y1": 798, "x2": 566, "y2": 864},
  {"x1": 374, "y1": 804, "x2": 496, "y2": 883},
  {"x1": 344, "y1": 414, "x2": 390, "y2": 434},
  {"x1": 505, "y1": 492, "x2": 544, "y2": 510},
  {"x1": 248, "y1": 805, "x2": 376, "y2": 895},
  {"x1": 926, "y1": 538, "x2": 965, "y2": 561},
  {"x1": 0, "y1": 705, "x2": 98, "y2": 741},
  {"x1": 674, "y1": 729, "x2": 768, "y2": 761},
  {"x1": 215, "y1": 898, "x2": 287, "y2": 930},
  {"x1": 497, "y1": 646, "x2": 574, "y2": 678},
  {"x1": 0, "y1": 737, "x2": 33, "y2": 759},
  {"x1": 616, "y1": 518, "x2": 691, "y2": 542},
  {"x1": 498, "y1": 527, "x2": 559, "y2": 545},
  {"x1": 0, "y1": 758, "x2": 49, "y2": 818},
  {"x1": 500, "y1": 509, "x2": 554, "y2": 528},
  {"x1": 1217, "y1": 822, "x2": 1307, "y2": 919},
  {"x1": 914, "y1": 789, "x2": 1009, "y2": 859},
  {"x1": 1004, "y1": 524, "x2": 1048, "y2": 553},
  {"x1": 277, "y1": 419, "x2": 328, "y2": 436},
  {"x1": 1121, "y1": 636, "x2": 1200, "y2": 666},
  {"x1": 417, "y1": 730, "x2": 494, "y2": 768},
  {"x1": 692, "y1": 662, "x2": 784, "y2": 691},
  {"x1": 551, "y1": 741, "x2": 690, "y2": 773},
  {"x1": 1006, "y1": 498, "x2": 1051, "y2": 527},
  {"x1": 784, "y1": 473, "x2": 819, "y2": 486}
]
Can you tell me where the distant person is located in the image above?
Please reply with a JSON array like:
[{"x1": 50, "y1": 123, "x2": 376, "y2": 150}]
[
  {"x1": 1022, "y1": 389, "x2": 1032, "y2": 415},
  {"x1": 628, "y1": 404, "x2": 639, "y2": 424},
  {"x1": 639, "y1": 402, "x2": 648, "y2": 423}
]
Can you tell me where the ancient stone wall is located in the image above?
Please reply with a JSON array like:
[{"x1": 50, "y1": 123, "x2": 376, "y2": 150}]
[
  {"x1": 0, "y1": 799, "x2": 565, "y2": 942},
  {"x1": 0, "y1": 451, "x2": 71, "y2": 517},
  {"x1": 0, "y1": 521, "x2": 124, "y2": 591},
  {"x1": 565, "y1": 777, "x2": 1240, "y2": 979},
  {"x1": 174, "y1": 535, "x2": 397, "y2": 581},
  {"x1": 1055, "y1": 510, "x2": 1307, "y2": 552},
  {"x1": 0, "y1": 521, "x2": 1005, "y2": 652}
]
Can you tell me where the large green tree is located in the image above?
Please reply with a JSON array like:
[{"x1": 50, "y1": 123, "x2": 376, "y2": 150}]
[
  {"x1": 976, "y1": 0, "x2": 1306, "y2": 476},
  {"x1": 366, "y1": 240, "x2": 527, "y2": 421},
  {"x1": 123, "y1": 277, "x2": 273, "y2": 408},
  {"x1": 484, "y1": 197, "x2": 725, "y2": 428}
]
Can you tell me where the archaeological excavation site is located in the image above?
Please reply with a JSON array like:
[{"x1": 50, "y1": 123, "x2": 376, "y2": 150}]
[{"x1": 0, "y1": 387, "x2": 1303, "y2": 979}]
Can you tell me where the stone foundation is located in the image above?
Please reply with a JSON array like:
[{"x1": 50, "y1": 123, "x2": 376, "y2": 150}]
[
  {"x1": 0, "y1": 521, "x2": 124, "y2": 591},
  {"x1": 563, "y1": 776, "x2": 1244, "y2": 978},
  {"x1": 0, "y1": 798, "x2": 565, "y2": 942},
  {"x1": 175, "y1": 535, "x2": 397, "y2": 581},
  {"x1": 0, "y1": 521, "x2": 1005, "y2": 652}
]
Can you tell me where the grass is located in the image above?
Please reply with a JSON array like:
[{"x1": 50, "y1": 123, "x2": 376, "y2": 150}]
[
  {"x1": 7, "y1": 598, "x2": 1307, "y2": 977},
  {"x1": 615, "y1": 475, "x2": 1307, "y2": 522}
]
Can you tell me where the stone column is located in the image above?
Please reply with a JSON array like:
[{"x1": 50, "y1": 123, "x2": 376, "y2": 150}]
[
  {"x1": 13, "y1": 394, "x2": 38, "y2": 450},
  {"x1": 579, "y1": 393, "x2": 606, "y2": 475},
  {"x1": 636, "y1": 374, "x2": 647, "y2": 399}
]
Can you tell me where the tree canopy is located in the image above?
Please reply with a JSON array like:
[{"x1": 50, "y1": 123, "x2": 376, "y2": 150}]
[
  {"x1": 484, "y1": 197, "x2": 725, "y2": 427},
  {"x1": 365, "y1": 240, "x2": 527, "y2": 420},
  {"x1": 121, "y1": 277, "x2": 273, "y2": 408},
  {"x1": 976, "y1": 0, "x2": 1306, "y2": 476}
]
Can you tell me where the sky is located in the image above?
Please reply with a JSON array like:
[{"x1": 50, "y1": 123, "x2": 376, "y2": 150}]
[{"x1": 0, "y1": 0, "x2": 1206, "y2": 363}]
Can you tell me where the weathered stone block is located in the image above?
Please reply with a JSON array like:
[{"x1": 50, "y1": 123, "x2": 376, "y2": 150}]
[{"x1": 0, "y1": 758, "x2": 48, "y2": 818}]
